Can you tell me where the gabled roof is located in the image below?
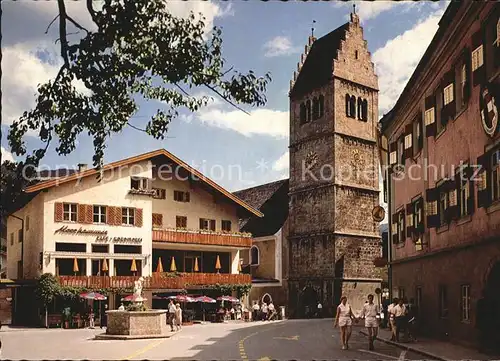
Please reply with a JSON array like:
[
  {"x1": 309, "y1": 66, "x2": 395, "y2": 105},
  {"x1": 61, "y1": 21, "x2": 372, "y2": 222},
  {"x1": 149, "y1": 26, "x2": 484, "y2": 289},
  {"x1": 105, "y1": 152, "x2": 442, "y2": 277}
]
[
  {"x1": 290, "y1": 23, "x2": 349, "y2": 98},
  {"x1": 38, "y1": 169, "x2": 77, "y2": 179},
  {"x1": 233, "y1": 179, "x2": 289, "y2": 237},
  {"x1": 25, "y1": 149, "x2": 263, "y2": 218}
]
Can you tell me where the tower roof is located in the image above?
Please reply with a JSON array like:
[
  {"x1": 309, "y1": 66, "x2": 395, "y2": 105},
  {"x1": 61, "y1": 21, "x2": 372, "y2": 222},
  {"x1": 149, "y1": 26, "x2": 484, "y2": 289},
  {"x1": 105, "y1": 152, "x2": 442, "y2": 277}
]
[{"x1": 290, "y1": 22, "x2": 349, "y2": 98}]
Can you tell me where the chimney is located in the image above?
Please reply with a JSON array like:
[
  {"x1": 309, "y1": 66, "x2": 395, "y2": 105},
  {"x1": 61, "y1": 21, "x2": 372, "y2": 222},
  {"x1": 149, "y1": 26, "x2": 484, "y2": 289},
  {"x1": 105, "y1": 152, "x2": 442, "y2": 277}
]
[{"x1": 78, "y1": 163, "x2": 88, "y2": 172}]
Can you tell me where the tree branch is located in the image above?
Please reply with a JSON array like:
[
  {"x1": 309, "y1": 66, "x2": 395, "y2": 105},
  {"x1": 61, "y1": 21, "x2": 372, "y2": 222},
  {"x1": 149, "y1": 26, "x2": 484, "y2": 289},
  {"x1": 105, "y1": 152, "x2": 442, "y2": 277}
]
[
  {"x1": 127, "y1": 122, "x2": 147, "y2": 133},
  {"x1": 45, "y1": 14, "x2": 60, "y2": 34},
  {"x1": 86, "y1": 0, "x2": 98, "y2": 24},
  {"x1": 57, "y1": 0, "x2": 70, "y2": 67},
  {"x1": 203, "y1": 83, "x2": 250, "y2": 115},
  {"x1": 66, "y1": 14, "x2": 89, "y2": 34},
  {"x1": 174, "y1": 83, "x2": 191, "y2": 97}
]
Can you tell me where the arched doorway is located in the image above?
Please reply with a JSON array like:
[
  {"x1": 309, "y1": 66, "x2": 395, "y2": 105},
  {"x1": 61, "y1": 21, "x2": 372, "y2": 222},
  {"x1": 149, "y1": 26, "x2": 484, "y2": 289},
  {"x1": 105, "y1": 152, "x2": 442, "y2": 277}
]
[
  {"x1": 479, "y1": 261, "x2": 500, "y2": 354},
  {"x1": 299, "y1": 286, "x2": 318, "y2": 319},
  {"x1": 261, "y1": 293, "x2": 272, "y2": 305}
]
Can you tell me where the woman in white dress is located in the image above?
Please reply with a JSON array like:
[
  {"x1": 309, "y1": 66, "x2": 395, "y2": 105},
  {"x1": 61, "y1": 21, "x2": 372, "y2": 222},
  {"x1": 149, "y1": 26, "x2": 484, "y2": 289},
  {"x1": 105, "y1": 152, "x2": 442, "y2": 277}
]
[{"x1": 334, "y1": 296, "x2": 356, "y2": 350}]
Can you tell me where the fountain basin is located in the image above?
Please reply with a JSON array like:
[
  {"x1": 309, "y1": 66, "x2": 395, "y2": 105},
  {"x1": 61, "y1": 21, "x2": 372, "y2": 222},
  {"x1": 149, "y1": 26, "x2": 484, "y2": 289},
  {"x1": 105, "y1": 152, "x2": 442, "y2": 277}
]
[{"x1": 95, "y1": 309, "x2": 173, "y2": 340}]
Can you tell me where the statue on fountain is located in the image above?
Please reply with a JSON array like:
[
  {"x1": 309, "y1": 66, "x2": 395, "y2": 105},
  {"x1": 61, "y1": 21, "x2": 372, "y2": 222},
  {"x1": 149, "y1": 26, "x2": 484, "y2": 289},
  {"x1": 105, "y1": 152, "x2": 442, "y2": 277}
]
[{"x1": 132, "y1": 276, "x2": 146, "y2": 304}]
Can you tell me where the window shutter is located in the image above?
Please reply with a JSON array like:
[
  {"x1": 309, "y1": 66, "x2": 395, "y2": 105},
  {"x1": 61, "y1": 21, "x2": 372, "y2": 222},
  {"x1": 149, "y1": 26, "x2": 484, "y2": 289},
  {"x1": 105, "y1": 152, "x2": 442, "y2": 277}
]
[
  {"x1": 416, "y1": 199, "x2": 425, "y2": 234},
  {"x1": 185, "y1": 192, "x2": 190, "y2": 202},
  {"x1": 54, "y1": 202, "x2": 63, "y2": 222},
  {"x1": 477, "y1": 153, "x2": 491, "y2": 208},
  {"x1": 441, "y1": 71, "x2": 455, "y2": 125},
  {"x1": 107, "y1": 207, "x2": 115, "y2": 225},
  {"x1": 209, "y1": 219, "x2": 216, "y2": 231},
  {"x1": 425, "y1": 96, "x2": 437, "y2": 137},
  {"x1": 406, "y1": 203, "x2": 414, "y2": 238},
  {"x1": 426, "y1": 188, "x2": 439, "y2": 228},
  {"x1": 116, "y1": 207, "x2": 123, "y2": 226},
  {"x1": 404, "y1": 124, "x2": 413, "y2": 160},
  {"x1": 345, "y1": 94, "x2": 350, "y2": 117},
  {"x1": 199, "y1": 218, "x2": 204, "y2": 229},
  {"x1": 85, "y1": 204, "x2": 93, "y2": 224},
  {"x1": 389, "y1": 142, "x2": 398, "y2": 165},
  {"x1": 472, "y1": 31, "x2": 485, "y2": 86},
  {"x1": 135, "y1": 208, "x2": 143, "y2": 227},
  {"x1": 77, "y1": 204, "x2": 86, "y2": 224},
  {"x1": 391, "y1": 215, "x2": 398, "y2": 244}
]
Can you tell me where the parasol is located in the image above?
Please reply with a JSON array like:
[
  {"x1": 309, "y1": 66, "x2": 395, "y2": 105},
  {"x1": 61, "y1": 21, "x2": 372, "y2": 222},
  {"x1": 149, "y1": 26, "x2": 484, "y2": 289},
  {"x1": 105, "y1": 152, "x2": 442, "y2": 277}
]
[
  {"x1": 217, "y1": 295, "x2": 239, "y2": 303},
  {"x1": 195, "y1": 296, "x2": 216, "y2": 322},
  {"x1": 80, "y1": 292, "x2": 107, "y2": 301},
  {"x1": 168, "y1": 295, "x2": 196, "y2": 303},
  {"x1": 156, "y1": 257, "x2": 164, "y2": 273}
]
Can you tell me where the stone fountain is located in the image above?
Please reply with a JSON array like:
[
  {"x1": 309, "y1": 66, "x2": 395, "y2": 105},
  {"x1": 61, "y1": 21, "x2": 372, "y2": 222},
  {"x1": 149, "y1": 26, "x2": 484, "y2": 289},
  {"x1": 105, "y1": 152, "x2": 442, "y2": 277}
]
[{"x1": 95, "y1": 277, "x2": 171, "y2": 340}]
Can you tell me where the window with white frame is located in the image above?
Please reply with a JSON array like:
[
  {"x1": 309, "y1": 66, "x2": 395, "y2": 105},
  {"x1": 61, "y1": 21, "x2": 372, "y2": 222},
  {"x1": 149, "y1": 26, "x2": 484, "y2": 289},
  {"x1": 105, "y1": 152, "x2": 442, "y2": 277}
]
[
  {"x1": 93, "y1": 205, "x2": 107, "y2": 224},
  {"x1": 122, "y1": 208, "x2": 135, "y2": 225},
  {"x1": 461, "y1": 64, "x2": 467, "y2": 106},
  {"x1": 63, "y1": 203, "x2": 77, "y2": 222},
  {"x1": 492, "y1": 149, "x2": 500, "y2": 202},
  {"x1": 472, "y1": 45, "x2": 484, "y2": 71},
  {"x1": 461, "y1": 284, "x2": 471, "y2": 322},
  {"x1": 439, "y1": 187, "x2": 449, "y2": 226},
  {"x1": 460, "y1": 177, "x2": 470, "y2": 217},
  {"x1": 443, "y1": 83, "x2": 454, "y2": 105},
  {"x1": 424, "y1": 108, "x2": 435, "y2": 126},
  {"x1": 250, "y1": 245, "x2": 260, "y2": 266}
]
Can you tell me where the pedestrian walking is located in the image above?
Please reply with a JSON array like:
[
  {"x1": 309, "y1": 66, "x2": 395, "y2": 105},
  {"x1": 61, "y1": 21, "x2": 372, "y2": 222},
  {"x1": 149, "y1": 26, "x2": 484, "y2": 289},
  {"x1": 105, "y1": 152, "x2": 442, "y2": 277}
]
[
  {"x1": 393, "y1": 298, "x2": 406, "y2": 342},
  {"x1": 406, "y1": 298, "x2": 417, "y2": 341},
  {"x1": 168, "y1": 299, "x2": 176, "y2": 331},
  {"x1": 175, "y1": 303, "x2": 182, "y2": 331},
  {"x1": 88, "y1": 307, "x2": 95, "y2": 329},
  {"x1": 388, "y1": 298, "x2": 398, "y2": 341},
  {"x1": 100, "y1": 304, "x2": 108, "y2": 329},
  {"x1": 361, "y1": 294, "x2": 380, "y2": 350},
  {"x1": 317, "y1": 301, "x2": 323, "y2": 318},
  {"x1": 268, "y1": 302, "x2": 276, "y2": 321},
  {"x1": 252, "y1": 302, "x2": 260, "y2": 322},
  {"x1": 334, "y1": 296, "x2": 356, "y2": 350},
  {"x1": 261, "y1": 302, "x2": 268, "y2": 321}
]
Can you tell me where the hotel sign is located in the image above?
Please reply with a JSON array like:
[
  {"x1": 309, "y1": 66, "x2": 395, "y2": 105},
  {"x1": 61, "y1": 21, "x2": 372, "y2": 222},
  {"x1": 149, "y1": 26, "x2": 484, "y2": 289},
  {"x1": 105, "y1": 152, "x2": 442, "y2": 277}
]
[{"x1": 54, "y1": 226, "x2": 142, "y2": 244}]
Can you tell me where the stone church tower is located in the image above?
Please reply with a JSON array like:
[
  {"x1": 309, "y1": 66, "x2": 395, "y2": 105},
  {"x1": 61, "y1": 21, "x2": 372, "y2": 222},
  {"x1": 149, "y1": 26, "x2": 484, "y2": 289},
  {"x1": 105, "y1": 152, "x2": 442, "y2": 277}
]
[{"x1": 287, "y1": 11, "x2": 381, "y2": 317}]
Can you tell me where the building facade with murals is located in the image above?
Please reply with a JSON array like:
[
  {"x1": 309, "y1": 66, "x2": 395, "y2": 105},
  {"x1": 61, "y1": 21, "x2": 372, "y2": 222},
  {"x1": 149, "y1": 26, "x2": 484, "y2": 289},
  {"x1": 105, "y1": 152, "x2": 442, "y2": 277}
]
[
  {"x1": 381, "y1": 2, "x2": 499, "y2": 350},
  {"x1": 6, "y1": 149, "x2": 258, "y2": 325}
]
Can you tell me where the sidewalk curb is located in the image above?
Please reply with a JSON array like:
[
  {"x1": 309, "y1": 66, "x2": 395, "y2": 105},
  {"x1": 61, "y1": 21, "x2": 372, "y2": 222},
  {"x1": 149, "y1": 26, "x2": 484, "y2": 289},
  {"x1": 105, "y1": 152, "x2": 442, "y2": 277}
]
[{"x1": 359, "y1": 330, "x2": 448, "y2": 361}]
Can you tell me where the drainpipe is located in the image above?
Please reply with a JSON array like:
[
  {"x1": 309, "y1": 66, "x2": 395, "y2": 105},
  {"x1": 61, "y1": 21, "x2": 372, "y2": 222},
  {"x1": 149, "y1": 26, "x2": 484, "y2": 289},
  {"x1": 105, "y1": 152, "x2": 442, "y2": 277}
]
[
  {"x1": 386, "y1": 164, "x2": 393, "y2": 301},
  {"x1": 9, "y1": 214, "x2": 24, "y2": 279}
]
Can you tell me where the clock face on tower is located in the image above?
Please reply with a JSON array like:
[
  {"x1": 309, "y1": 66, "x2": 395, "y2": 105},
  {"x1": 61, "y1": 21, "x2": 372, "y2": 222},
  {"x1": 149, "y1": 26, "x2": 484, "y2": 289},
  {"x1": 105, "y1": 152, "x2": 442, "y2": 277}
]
[{"x1": 304, "y1": 151, "x2": 319, "y2": 169}]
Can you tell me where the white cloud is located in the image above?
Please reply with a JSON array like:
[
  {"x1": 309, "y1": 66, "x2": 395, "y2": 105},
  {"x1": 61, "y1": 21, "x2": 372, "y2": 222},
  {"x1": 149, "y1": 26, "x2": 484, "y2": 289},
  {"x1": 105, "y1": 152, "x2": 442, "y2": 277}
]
[
  {"x1": 1, "y1": 146, "x2": 14, "y2": 163},
  {"x1": 373, "y1": 6, "x2": 446, "y2": 115},
  {"x1": 196, "y1": 107, "x2": 289, "y2": 138},
  {"x1": 273, "y1": 151, "x2": 289, "y2": 172},
  {"x1": 263, "y1": 36, "x2": 299, "y2": 58},
  {"x1": 166, "y1": 1, "x2": 233, "y2": 33},
  {"x1": 333, "y1": 0, "x2": 408, "y2": 22}
]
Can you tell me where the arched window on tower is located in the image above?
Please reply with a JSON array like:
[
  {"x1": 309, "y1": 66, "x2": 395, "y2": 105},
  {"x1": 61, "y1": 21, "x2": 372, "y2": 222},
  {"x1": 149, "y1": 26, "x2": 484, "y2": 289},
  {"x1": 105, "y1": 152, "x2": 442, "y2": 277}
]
[
  {"x1": 250, "y1": 245, "x2": 260, "y2": 266},
  {"x1": 362, "y1": 99, "x2": 368, "y2": 122},
  {"x1": 319, "y1": 95, "x2": 325, "y2": 118},
  {"x1": 312, "y1": 97, "x2": 319, "y2": 120},
  {"x1": 345, "y1": 94, "x2": 350, "y2": 117},
  {"x1": 357, "y1": 97, "x2": 363, "y2": 120},
  {"x1": 349, "y1": 96, "x2": 356, "y2": 119},
  {"x1": 306, "y1": 99, "x2": 312, "y2": 122},
  {"x1": 299, "y1": 103, "x2": 306, "y2": 124}
]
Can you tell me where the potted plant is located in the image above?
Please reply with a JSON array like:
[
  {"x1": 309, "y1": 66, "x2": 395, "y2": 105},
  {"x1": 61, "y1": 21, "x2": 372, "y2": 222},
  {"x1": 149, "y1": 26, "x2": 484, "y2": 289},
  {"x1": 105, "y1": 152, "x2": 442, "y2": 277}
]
[{"x1": 62, "y1": 307, "x2": 71, "y2": 329}]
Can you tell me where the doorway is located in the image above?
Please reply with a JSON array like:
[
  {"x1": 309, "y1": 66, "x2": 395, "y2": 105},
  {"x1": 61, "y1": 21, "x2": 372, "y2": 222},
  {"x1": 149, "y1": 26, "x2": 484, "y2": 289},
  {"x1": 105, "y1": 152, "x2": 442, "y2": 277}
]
[{"x1": 333, "y1": 256, "x2": 344, "y2": 306}]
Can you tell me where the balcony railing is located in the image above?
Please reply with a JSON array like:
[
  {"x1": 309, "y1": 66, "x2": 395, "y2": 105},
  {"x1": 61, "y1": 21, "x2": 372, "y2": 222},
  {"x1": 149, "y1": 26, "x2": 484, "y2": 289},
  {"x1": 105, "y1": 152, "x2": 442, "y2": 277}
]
[
  {"x1": 58, "y1": 273, "x2": 251, "y2": 289},
  {"x1": 152, "y1": 228, "x2": 252, "y2": 248}
]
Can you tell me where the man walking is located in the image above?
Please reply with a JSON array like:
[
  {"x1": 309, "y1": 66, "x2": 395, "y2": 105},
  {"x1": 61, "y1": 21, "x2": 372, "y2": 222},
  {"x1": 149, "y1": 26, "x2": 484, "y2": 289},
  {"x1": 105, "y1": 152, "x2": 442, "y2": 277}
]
[
  {"x1": 168, "y1": 299, "x2": 176, "y2": 332},
  {"x1": 361, "y1": 294, "x2": 380, "y2": 350},
  {"x1": 252, "y1": 302, "x2": 260, "y2": 322},
  {"x1": 388, "y1": 298, "x2": 398, "y2": 341},
  {"x1": 317, "y1": 301, "x2": 323, "y2": 318},
  {"x1": 393, "y1": 298, "x2": 406, "y2": 342}
]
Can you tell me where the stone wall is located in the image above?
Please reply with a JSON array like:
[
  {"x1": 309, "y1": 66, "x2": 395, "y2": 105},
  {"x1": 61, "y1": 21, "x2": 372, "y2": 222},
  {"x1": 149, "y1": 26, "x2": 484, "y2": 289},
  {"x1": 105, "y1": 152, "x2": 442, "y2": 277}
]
[
  {"x1": 289, "y1": 235, "x2": 336, "y2": 278},
  {"x1": 289, "y1": 186, "x2": 335, "y2": 236},
  {"x1": 106, "y1": 310, "x2": 168, "y2": 336}
]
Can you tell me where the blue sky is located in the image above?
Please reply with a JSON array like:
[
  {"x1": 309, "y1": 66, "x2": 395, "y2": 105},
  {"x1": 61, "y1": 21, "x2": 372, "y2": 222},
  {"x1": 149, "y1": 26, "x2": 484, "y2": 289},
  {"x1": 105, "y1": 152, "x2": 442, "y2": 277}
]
[{"x1": 1, "y1": 0, "x2": 449, "y2": 194}]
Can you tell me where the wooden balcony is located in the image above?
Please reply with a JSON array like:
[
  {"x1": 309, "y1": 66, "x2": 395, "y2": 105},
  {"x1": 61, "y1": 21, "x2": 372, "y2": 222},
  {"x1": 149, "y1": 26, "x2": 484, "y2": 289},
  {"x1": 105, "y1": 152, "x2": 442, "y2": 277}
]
[
  {"x1": 152, "y1": 228, "x2": 252, "y2": 248},
  {"x1": 58, "y1": 273, "x2": 251, "y2": 290}
]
